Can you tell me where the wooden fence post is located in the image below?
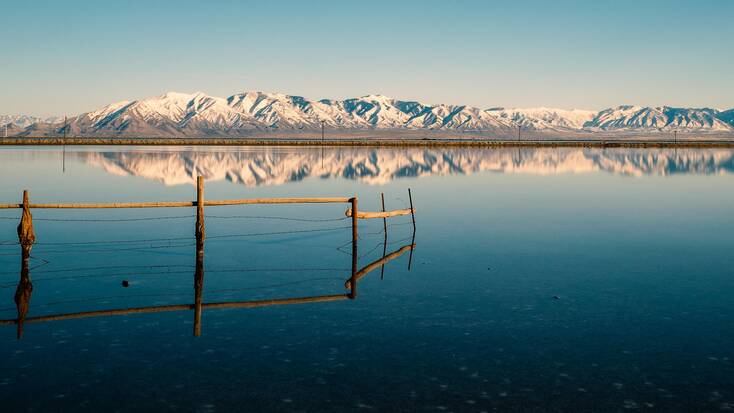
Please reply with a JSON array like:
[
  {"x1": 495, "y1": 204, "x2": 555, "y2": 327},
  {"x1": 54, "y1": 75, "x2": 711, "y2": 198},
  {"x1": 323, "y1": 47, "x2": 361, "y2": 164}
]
[
  {"x1": 408, "y1": 188, "x2": 415, "y2": 232},
  {"x1": 349, "y1": 196, "x2": 358, "y2": 299},
  {"x1": 196, "y1": 177, "x2": 205, "y2": 241},
  {"x1": 194, "y1": 176, "x2": 205, "y2": 336},
  {"x1": 17, "y1": 190, "x2": 35, "y2": 248}
]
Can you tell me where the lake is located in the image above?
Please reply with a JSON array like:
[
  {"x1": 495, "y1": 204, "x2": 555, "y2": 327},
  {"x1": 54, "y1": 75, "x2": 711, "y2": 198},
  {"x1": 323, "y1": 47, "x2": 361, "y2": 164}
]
[{"x1": 1, "y1": 145, "x2": 733, "y2": 412}]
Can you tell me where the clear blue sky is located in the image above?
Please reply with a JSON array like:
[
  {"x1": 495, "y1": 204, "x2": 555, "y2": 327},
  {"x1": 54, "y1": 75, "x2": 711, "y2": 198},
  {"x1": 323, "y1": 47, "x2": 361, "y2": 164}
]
[{"x1": 1, "y1": 0, "x2": 732, "y2": 116}]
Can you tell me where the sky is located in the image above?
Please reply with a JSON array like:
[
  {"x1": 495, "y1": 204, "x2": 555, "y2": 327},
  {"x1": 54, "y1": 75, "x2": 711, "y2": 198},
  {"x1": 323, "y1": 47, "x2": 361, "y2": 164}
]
[{"x1": 1, "y1": 0, "x2": 733, "y2": 117}]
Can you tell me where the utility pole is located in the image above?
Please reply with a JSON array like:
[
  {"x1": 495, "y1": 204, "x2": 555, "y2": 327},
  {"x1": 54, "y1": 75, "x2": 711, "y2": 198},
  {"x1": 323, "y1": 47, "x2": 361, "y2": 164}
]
[
  {"x1": 518, "y1": 125, "x2": 521, "y2": 142},
  {"x1": 62, "y1": 116, "x2": 67, "y2": 173},
  {"x1": 674, "y1": 130, "x2": 677, "y2": 144},
  {"x1": 321, "y1": 120, "x2": 325, "y2": 142}
]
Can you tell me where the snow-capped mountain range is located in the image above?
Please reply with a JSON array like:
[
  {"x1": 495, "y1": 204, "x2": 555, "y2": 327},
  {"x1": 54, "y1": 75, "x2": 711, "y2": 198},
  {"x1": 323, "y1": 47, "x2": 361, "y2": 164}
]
[
  {"x1": 81, "y1": 147, "x2": 734, "y2": 187},
  {"x1": 1, "y1": 114, "x2": 62, "y2": 129},
  {"x1": 4, "y1": 91, "x2": 734, "y2": 137}
]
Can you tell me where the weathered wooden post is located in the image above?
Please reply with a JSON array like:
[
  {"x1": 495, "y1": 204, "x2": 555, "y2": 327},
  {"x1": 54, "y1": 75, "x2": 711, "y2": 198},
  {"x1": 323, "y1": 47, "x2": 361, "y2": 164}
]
[
  {"x1": 17, "y1": 190, "x2": 35, "y2": 248},
  {"x1": 196, "y1": 176, "x2": 205, "y2": 241},
  {"x1": 408, "y1": 188, "x2": 415, "y2": 232},
  {"x1": 349, "y1": 196, "x2": 358, "y2": 299},
  {"x1": 194, "y1": 176, "x2": 205, "y2": 336}
]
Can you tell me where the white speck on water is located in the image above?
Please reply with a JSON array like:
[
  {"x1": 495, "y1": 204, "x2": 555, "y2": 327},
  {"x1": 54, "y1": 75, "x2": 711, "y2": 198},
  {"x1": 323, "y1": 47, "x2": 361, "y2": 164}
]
[
  {"x1": 613, "y1": 382, "x2": 624, "y2": 389},
  {"x1": 282, "y1": 399, "x2": 292, "y2": 403},
  {"x1": 623, "y1": 400, "x2": 639, "y2": 409}
]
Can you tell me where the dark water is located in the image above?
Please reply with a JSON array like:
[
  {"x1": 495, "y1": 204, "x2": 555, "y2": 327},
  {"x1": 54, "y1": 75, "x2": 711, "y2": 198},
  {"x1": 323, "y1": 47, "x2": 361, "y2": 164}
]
[{"x1": 1, "y1": 146, "x2": 733, "y2": 412}]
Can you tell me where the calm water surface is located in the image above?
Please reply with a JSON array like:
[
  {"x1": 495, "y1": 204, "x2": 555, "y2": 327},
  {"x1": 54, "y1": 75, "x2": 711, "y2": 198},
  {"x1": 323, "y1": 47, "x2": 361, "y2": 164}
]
[{"x1": 1, "y1": 146, "x2": 733, "y2": 412}]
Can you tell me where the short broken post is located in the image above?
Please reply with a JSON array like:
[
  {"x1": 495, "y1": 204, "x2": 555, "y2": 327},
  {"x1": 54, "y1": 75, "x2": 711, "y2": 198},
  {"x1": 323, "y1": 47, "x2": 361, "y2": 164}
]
[
  {"x1": 194, "y1": 177, "x2": 205, "y2": 336},
  {"x1": 17, "y1": 190, "x2": 35, "y2": 249}
]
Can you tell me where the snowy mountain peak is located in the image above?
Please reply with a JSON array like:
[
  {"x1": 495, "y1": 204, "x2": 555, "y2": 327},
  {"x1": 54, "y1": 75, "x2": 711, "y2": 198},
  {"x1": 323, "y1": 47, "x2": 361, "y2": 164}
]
[{"x1": 4, "y1": 91, "x2": 734, "y2": 137}]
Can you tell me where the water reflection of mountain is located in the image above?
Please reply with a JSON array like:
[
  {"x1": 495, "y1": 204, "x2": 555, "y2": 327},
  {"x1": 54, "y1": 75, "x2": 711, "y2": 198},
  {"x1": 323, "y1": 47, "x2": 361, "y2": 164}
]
[{"x1": 81, "y1": 148, "x2": 734, "y2": 186}]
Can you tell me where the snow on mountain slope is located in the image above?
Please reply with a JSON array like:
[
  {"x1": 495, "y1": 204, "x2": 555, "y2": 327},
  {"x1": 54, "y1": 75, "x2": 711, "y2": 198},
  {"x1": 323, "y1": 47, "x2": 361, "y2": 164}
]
[
  {"x1": 585, "y1": 106, "x2": 731, "y2": 131},
  {"x1": 1, "y1": 114, "x2": 62, "y2": 128},
  {"x1": 6, "y1": 91, "x2": 734, "y2": 137},
  {"x1": 486, "y1": 107, "x2": 597, "y2": 131}
]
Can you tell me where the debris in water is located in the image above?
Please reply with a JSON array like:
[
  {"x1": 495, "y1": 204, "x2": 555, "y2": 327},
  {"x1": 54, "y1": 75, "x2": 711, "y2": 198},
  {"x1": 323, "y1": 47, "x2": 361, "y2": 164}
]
[
  {"x1": 121, "y1": 280, "x2": 129, "y2": 287},
  {"x1": 553, "y1": 295, "x2": 560, "y2": 300}
]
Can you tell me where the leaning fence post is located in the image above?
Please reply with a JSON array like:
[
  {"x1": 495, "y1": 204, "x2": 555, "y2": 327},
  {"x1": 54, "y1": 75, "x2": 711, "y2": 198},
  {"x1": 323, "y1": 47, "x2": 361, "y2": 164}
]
[
  {"x1": 17, "y1": 190, "x2": 35, "y2": 248},
  {"x1": 408, "y1": 188, "x2": 415, "y2": 232},
  {"x1": 349, "y1": 196, "x2": 358, "y2": 299}
]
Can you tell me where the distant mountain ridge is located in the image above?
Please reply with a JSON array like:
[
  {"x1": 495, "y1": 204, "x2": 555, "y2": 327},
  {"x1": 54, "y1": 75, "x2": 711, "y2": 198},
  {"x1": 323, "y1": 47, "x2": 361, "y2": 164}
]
[{"x1": 4, "y1": 91, "x2": 734, "y2": 137}]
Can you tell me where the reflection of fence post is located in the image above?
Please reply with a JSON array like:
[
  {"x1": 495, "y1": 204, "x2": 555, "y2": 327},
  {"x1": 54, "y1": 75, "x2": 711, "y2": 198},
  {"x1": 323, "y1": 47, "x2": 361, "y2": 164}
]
[
  {"x1": 349, "y1": 197, "x2": 358, "y2": 299},
  {"x1": 380, "y1": 193, "x2": 387, "y2": 279},
  {"x1": 194, "y1": 177, "x2": 205, "y2": 336},
  {"x1": 194, "y1": 241, "x2": 204, "y2": 337},
  {"x1": 408, "y1": 189, "x2": 415, "y2": 271},
  {"x1": 15, "y1": 245, "x2": 33, "y2": 339}
]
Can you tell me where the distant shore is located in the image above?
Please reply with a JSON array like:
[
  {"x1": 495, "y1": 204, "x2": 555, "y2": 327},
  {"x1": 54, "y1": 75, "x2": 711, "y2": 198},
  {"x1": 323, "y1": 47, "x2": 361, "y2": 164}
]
[{"x1": 2, "y1": 136, "x2": 734, "y2": 148}]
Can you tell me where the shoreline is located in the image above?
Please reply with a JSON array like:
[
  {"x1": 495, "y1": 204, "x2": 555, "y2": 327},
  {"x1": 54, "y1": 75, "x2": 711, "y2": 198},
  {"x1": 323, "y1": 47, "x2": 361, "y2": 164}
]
[{"x1": 1, "y1": 137, "x2": 734, "y2": 148}]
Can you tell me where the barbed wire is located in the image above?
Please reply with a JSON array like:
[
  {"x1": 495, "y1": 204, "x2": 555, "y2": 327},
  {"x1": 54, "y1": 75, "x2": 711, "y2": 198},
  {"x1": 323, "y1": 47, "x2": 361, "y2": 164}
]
[
  {"x1": 0, "y1": 215, "x2": 193, "y2": 222},
  {"x1": 208, "y1": 214, "x2": 349, "y2": 223},
  {"x1": 0, "y1": 214, "x2": 350, "y2": 223}
]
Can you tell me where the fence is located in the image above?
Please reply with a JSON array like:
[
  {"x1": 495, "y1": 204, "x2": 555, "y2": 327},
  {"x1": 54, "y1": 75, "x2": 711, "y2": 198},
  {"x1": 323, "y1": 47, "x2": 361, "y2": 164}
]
[{"x1": 0, "y1": 177, "x2": 416, "y2": 338}]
